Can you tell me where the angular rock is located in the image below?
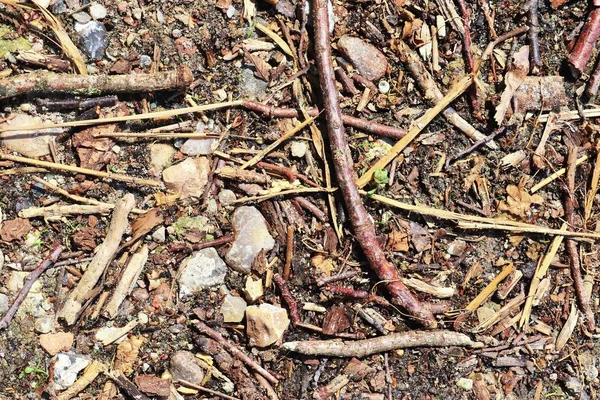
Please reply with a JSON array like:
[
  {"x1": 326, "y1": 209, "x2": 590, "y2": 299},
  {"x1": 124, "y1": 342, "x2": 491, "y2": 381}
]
[
  {"x1": 221, "y1": 294, "x2": 247, "y2": 323},
  {"x1": 152, "y1": 226, "x2": 166, "y2": 243},
  {"x1": 1, "y1": 114, "x2": 63, "y2": 157},
  {"x1": 75, "y1": 21, "x2": 107, "y2": 60},
  {"x1": 40, "y1": 332, "x2": 74, "y2": 356},
  {"x1": 170, "y1": 351, "x2": 205, "y2": 385},
  {"x1": 89, "y1": 3, "x2": 107, "y2": 19},
  {"x1": 162, "y1": 157, "x2": 210, "y2": 198},
  {"x1": 225, "y1": 206, "x2": 275, "y2": 273},
  {"x1": 337, "y1": 36, "x2": 388, "y2": 81},
  {"x1": 244, "y1": 276, "x2": 263, "y2": 303},
  {"x1": 178, "y1": 248, "x2": 227, "y2": 298},
  {"x1": 134, "y1": 375, "x2": 171, "y2": 397},
  {"x1": 240, "y1": 68, "x2": 268, "y2": 99},
  {"x1": 34, "y1": 315, "x2": 55, "y2": 334},
  {"x1": 53, "y1": 353, "x2": 91, "y2": 390},
  {"x1": 149, "y1": 143, "x2": 176, "y2": 173},
  {"x1": 246, "y1": 303, "x2": 290, "y2": 347},
  {"x1": 180, "y1": 138, "x2": 216, "y2": 155}
]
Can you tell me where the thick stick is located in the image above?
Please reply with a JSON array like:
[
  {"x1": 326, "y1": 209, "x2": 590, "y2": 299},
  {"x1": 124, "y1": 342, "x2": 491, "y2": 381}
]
[
  {"x1": 564, "y1": 147, "x2": 595, "y2": 331},
  {"x1": 0, "y1": 246, "x2": 63, "y2": 330},
  {"x1": 282, "y1": 330, "x2": 483, "y2": 357},
  {"x1": 528, "y1": 0, "x2": 542, "y2": 71},
  {"x1": 57, "y1": 194, "x2": 135, "y2": 325},
  {"x1": 0, "y1": 66, "x2": 193, "y2": 100},
  {"x1": 312, "y1": 0, "x2": 436, "y2": 328},
  {"x1": 568, "y1": 8, "x2": 600, "y2": 77}
]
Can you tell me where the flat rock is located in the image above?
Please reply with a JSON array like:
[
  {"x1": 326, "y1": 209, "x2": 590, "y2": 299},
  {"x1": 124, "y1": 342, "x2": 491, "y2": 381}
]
[
  {"x1": 162, "y1": 157, "x2": 210, "y2": 198},
  {"x1": 40, "y1": 332, "x2": 74, "y2": 356},
  {"x1": 218, "y1": 189, "x2": 236, "y2": 206},
  {"x1": 149, "y1": 143, "x2": 176, "y2": 173},
  {"x1": 134, "y1": 375, "x2": 171, "y2": 397},
  {"x1": 244, "y1": 276, "x2": 263, "y2": 303},
  {"x1": 0, "y1": 293, "x2": 8, "y2": 316},
  {"x1": 246, "y1": 303, "x2": 289, "y2": 347},
  {"x1": 180, "y1": 138, "x2": 216, "y2": 155},
  {"x1": 178, "y1": 247, "x2": 227, "y2": 298},
  {"x1": 221, "y1": 294, "x2": 247, "y2": 323},
  {"x1": 240, "y1": 68, "x2": 268, "y2": 99},
  {"x1": 170, "y1": 351, "x2": 205, "y2": 385},
  {"x1": 53, "y1": 353, "x2": 91, "y2": 390},
  {"x1": 337, "y1": 36, "x2": 388, "y2": 81},
  {"x1": 34, "y1": 315, "x2": 55, "y2": 334},
  {"x1": 1, "y1": 114, "x2": 63, "y2": 157},
  {"x1": 225, "y1": 206, "x2": 275, "y2": 273},
  {"x1": 152, "y1": 226, "x2": 166, "y2": 243}
]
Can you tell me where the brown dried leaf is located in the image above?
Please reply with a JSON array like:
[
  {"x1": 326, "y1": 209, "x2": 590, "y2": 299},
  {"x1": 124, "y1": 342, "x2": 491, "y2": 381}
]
[
  {"x1": 114, "y1": 335, "x2": 145, "y2": 376},
  {"x1": 126, "y1": 208, "x2": 163, "y2": 249},
  {"x1": 244, "y1": 51, "x2": 271, "y2": 82},
  {"x1": 410, "y1": 221, "x2": 430, "y2": 252},
  {"x1": 498, "y1": 185, "x2": 544, "y2": 218},
  {"x1": 387, "y1": 229, "x2": 409, "y2": 252},
  {"x1": 134, "y1": 375, "x2": 171, "y2": 397},
  {"x1": 0, "y1": 218, "x2": 32, "y2": 241}
]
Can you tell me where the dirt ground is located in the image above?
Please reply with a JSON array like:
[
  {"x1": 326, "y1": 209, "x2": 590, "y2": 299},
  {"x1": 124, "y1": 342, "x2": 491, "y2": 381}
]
[{"x1": 0, "y1": 0, "x2": 600, "y2": 399}]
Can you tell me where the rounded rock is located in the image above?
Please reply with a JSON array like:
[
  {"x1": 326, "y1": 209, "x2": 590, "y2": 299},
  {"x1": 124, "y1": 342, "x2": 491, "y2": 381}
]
[{"x1": 337, "y1": 36, "x2": 388, "y2": 81}]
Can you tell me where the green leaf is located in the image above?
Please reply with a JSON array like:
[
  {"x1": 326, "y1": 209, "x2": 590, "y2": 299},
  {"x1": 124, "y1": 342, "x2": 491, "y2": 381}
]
[{"x1": 373, "y1": 169, "x2": 389, "y2": 185}]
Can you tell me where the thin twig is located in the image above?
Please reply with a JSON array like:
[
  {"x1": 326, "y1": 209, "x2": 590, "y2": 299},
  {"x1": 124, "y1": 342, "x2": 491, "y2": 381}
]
[
  {"x1": 192, "y1": 320, "x2": 279, "y2": 385},
  {"x1": 528, "y1": 0, "x2": 542, "y2": 71},
  {"x1": 445, "y1": 126, "x2": 509, "y2": 169},
  {"x1": 176, "y1": 379, "x2": 241, "y2": 400},
  {"x1": 283, "y1": 225, "x2": 295, "y2": 281},
  {"x1": 0, "y1": 246, "x2": 63, "y2": 329},
  {"x1": 0, "y1": 153, "x2": 160, "y2": 187},
  {"x1": 274, "y1": 273, "x2": 301, "y2": 325},
  {"x1": 312, "y1": 0, "x2": 436, "y2": 328}
]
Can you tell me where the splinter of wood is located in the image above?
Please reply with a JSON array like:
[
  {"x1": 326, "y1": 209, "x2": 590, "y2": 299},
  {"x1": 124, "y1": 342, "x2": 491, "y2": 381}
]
[
  {"x1": 312, "y1": 0, "x2": 436, "y2": 328},
  {"x1": 568, "y1": 7, "x2": 600, "y2": 77}
]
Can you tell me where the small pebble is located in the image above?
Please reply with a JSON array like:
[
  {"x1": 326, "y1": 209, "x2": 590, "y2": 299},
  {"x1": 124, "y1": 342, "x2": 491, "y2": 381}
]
[
  {"x1": 218, "y1": 189, "x2": 236, "y2": 206},
  {"x1": 378, "y1": 80, "x2": 390, "y2": 94},
  {"x1": 138, "y1": 312, "x2": 149, "y2": 324},
  {"x1": 140, "y1": 54, "x2": 152, "y2": 67},
  {"x1": 152, "y1": 226, "x2": 166, "y2": 243},
  {"x1": 75, "y1": 21, "x2": 107, "y2": 60},
  {"x1": 19, "y1": 103, "x2": 32, "y2": 112},
  {"x1": 72, "y1": 11, "x2": 92, "y2": 23},
  {"x1": 172, "y1": 29, "x2": 182, "y2": 38},
  {"x1": 156, "y1": 9, "x2": 165, "y2": 24},
  {"x1": 132, "y1": 8, "x2": 142, "y2": 20},
  {"x1": 226, "y1": 5, "x2": 236, "y2": 18},
  {"x1": 290, "y1": 141, "x2": 308, "y2": 158},
  {"x1": 88, "y1": 3, "x2": 107, "y2": 20}
]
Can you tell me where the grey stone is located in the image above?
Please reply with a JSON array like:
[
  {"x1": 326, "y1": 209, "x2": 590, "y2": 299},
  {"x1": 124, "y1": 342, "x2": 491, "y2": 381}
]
[
  {"x1": 53, "y1": 353, "x2": 91, "y2": 390},
  {"x1": 290, "y1": 141, "x2": 307, "y2": 158},
  {"x1": 218, "y1": 189, "x2": 236, "y2": 206},
  {"x1": 337, "y1": 36, "x2": 388, "y2": 81},
  {"x1": 148, "y1": 143, "x2": 176, "y2": 173},
  {"x1": 162, "y1": 158, "x2": 210, "y2": 198},
  {"x1": 178, "y1": 248, "x2": 227, "y2": 297},
  {"x1": 225, "y1": 206, "x2": 275, "y2": 273},
  {"x1": 152, "y1": 226, "x2": 166, "y2": 243},
  {"x1": 75, "y1": 21, "x2": 107, "y2": 60},
  {"x1": 140, "y1": 55, "x2": 152, "y2": 67},
  {"x1": 240, "y1": 68, "x2": 268, "y2": 99},
  {"x1": 221, "y1": 294, "x2": 247, "y2": 323},
  {"x1": 72, "y1": 11, "x2": 91, "y2": 23},
  {"x1": 170, "y1": 351, "x2": 205, "y2": 385}
]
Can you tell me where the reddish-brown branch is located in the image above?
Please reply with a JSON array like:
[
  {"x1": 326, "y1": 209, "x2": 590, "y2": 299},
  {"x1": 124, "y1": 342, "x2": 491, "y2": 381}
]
[
  {"x1": 192, "y1": 320, "x2": 279, "y2": 385},
  {"x1": 564, "y1": 147, "x2": 595, "y2": 331},
  {"x1": 568, "y1": 8, "x2": 600, "y2": 77},
  {"x1": 311, "y1": 0, "x2": 436, "y2": 328},
  {"x1": 327, "y1": 285, "x2": 392, "y2": 308},
  {"x1": 455, "y1": 0, "x2": 478, "y2": 108},
  {"x1": 316, "y1": 270, "x2": 359, "y2": 286},
  {"x1": 273, "y1": 273, "x2": 301, "y2": 325},
  {"x1": 585, "y1": 60, "x2": 600, "y2": 98},
  {"x1": 241, "y1": 100, "x2": 407, "y2": 140},
  {"x1": 283, "y1": 226, "x2": 295, "y2": 281},
  {"x1": 0, "y1": 246, "x2": 63, "y2": 330}
]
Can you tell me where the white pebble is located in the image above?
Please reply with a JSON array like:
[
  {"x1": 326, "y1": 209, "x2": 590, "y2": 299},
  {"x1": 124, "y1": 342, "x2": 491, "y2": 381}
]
[
  {"x1": 378, "y1": 80, "x2": 390, "y2": 94},
  {"x1": 89, "y1": 3, "x2": 107, "y2": 20},
  {"x1": 226, "y1": 5, "x2": 236, "y2": 18}
]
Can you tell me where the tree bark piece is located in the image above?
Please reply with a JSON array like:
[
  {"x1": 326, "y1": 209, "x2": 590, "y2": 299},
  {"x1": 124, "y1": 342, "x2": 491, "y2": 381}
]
[
  {"x1": 103, "y1": 244, "x2": 149, "y2": 319},
  {"x1": 564, "y1": 147, "x2": 595, "y2": 331},
  {"x1": 0, "y1": 246, "x2": 63, "y2": 330},
  {"x1": 57, "y1": 194, "x2": 136, "y2": 325},
  {"x1": 312, "y1": 0, "x2": 436, "y2": 328},
  {"x1": 282, "y1": 330, "x2": 483, "y2": 357},
  {"x1": 0, "y1": 66, "x2": 193, "y2": 100}
]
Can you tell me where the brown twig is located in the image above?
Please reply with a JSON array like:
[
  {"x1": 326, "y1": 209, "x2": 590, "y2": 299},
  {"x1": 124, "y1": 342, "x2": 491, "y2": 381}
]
[
  {"x1": 282, "y1": 330, "x2": 483, "y2": 357},
  {"x1": 564, "y1": 147, "x2": 595, "y2": 331},
  {"x1": 0, "y1": 66, "x2": 192, "y2": 100},
  {"x1": 36, "y1": 96, "x2": 118, "y2": 111},
  {"x1": 241, "y1": 100, "x2": 407, "y2": 140},
  {"x1": 176, "y1": 379, "x2": 241, "y2": 400},
  {"x1": 283, "y1": 226, "x2": 295, "y2": 280},
  {"x1": 292, "y1": 196, "x2": 327, "y2": 221},
  {"x1": 316, "y1": 270, "x2": 359, "y2": 286},
  {"x1": 273, "y1": 273, "x2": 301, "y2": 325},
  {"x1": 192, "y1": 320, "x2": 279, "y2": 385},
  {"x1": 327, "y1": 285, "x2": 391, "y2": 308},
  {"x1": 527, "y1": 0, "x2": 542, "y2": 72},
  {"x1": 0, "y1": 246, "x2": 63, "y2": 330},
  {"x1": 455, "y1": 0, "x2": 478, "y2": 108},
  {"x1": 585, "y1": 60, "x2": 600, "y2": 98},
  {"x1": 107, "y1": 370, "x2": 151, "y2": 400},
  {"x1": 168, "y1": 234, "x2": 235, "y2": 253},
  {"x1": 476, "y1": 26, "x2": 529, "y2": 72},
  {"x1": 567, "y1": 8, "x2": 600, "y2": 77},
  {"x1": 312, "y1": 0, "x2": 436, "y2": 328},
  {"x1": 445, "y1": 126, "x2": 510, "y2": 169}
]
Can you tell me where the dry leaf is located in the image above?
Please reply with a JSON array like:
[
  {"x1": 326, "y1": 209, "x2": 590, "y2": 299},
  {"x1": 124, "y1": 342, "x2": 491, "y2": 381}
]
[
  {"x1": 0, "y1": 218, "x2": 32, "y2": 241},
  {"x1": 243, "y1": 51, "x2": 271, "y2": 82},
  {"x1": 498, "y1": 185, "x2": 544, "y2": 218},
  {"x1": 122, "y1": 209, "x2": 163, "y2": 250},
  {"x1": 387, "y1": 229, "x2": 409, "y2": 252}
]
